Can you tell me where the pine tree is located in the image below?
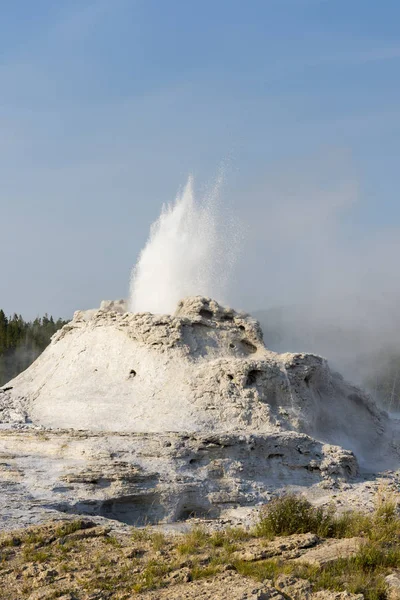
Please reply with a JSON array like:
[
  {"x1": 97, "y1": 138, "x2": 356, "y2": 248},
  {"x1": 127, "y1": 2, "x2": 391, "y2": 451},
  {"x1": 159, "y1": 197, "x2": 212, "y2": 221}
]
[{"x1": 0, "y1": 310, "x2": 7, "y2": 355}]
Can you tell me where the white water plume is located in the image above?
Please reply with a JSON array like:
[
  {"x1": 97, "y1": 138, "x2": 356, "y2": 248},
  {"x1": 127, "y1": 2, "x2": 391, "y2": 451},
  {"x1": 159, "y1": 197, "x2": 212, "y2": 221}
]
[{"x1": 129, "y1": 175, "x2": 240, "y2": 314}]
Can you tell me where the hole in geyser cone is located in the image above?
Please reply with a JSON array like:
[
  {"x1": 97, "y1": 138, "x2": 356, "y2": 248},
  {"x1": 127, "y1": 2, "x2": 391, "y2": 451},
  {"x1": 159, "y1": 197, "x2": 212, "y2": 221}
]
[
  {"x1": 174, "y1": 489, "x2": 217, "y2": 521},
  {"x1": 176, "y1": 502, "x2": 215, "y2": 521},
  {"x1": 246, "y1": 369, "x2": 261, "y2": 386},
  {"x1": 177, "y1": 507, "x2": 210, "y2": 521},
  {"x1": 304, "y1": 374, "x2": 312, "y2": 386},
  {"x1": 199, "y1": 308, "x2": 213, "y2": 319},
  {"x1": 241, "y1": 339, "x2": 257, "y2": 354},
  {"x1": 62, "y1": 494, "x2": 165, "y2": 526}
]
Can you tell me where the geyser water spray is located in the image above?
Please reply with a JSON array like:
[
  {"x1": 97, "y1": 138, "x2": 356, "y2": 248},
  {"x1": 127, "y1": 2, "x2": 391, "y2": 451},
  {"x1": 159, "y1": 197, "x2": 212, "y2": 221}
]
[{"x1": 129, "y1": 174, "x2": 240, "y2": 314}]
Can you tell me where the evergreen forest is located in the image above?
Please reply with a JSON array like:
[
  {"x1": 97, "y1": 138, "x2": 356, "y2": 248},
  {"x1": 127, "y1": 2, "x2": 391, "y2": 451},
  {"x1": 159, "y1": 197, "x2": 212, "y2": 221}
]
[{"x1": 0, "y1": 310, "x2": 68, "y2": 386}]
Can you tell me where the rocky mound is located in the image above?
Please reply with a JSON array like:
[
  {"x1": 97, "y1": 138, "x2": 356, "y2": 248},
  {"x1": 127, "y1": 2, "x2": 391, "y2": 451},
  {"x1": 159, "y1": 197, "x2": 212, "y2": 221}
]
[
  {"x1": 0, "y1": 297, "x2": 397, "y2": 528},
  {"x1": 0, "y1": 297, "x2": 393, "y2": 460}
]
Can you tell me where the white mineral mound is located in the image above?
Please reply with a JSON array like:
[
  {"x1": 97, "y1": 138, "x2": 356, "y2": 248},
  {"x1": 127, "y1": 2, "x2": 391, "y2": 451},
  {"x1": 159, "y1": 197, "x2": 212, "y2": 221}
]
[{"x1": 0, "y1": 297, "x2": 393, "y2": 467}]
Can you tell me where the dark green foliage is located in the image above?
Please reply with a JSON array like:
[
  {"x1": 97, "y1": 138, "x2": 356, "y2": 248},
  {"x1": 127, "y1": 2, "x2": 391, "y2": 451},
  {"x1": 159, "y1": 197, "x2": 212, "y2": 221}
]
[
  {"x1": 255, "y1": 494, "x2": 335, "y2": 538},
  {"x1": 255, "y1": 493, "x2": 371, "y2": 539},
  {"x1": 0, "y1": 310, "x2": 68, "y2": 386}
]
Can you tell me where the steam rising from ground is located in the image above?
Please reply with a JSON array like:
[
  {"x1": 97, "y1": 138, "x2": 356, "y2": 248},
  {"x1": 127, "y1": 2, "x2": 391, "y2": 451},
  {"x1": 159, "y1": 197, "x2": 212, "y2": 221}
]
[
  {"x1": 233, "y1": 156, "x2": 400, "y2": 405},
  {"x1": 130, "y1": 175, "x2": 239, "y2": 314},
  {"x1": 129, "y1": 155, "x2": 400, "y2": 407}
]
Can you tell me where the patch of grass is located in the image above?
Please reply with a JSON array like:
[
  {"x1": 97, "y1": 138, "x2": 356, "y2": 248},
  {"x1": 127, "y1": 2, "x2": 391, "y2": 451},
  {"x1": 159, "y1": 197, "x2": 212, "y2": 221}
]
[
  {"x1": 235, "y1": 557, "x2": 283, "y2": 581},
  {"x1": 150, "y1": 531, "x2": 168, "y2": 551},
  {"x1": 0, "y1": 535, "x2": 21, "y2": 549},
  {"x1": 58, "y1": 540, "x2": 78, "y2": 556},
  {"x1": 224, "y1": 526, "x2": 251, "y2": 541},
  {"x1": 54, "y1": 520, "x2": 86, "y2": 538},
  {"x1": 104, "y1": 534, "x2": 122, "y2": 548},
  {"x1": 22, "y1": 548, "x2": 51, "y2": 563},
  {"x1": 176, "y1": 527, "x2": 210, "y2": 555},
  {"x1": 208, "y1": 531, "x2": 226, "y2": 548},
  {"x1": 23, "y1": 530, "x2": 47, "y2": 545},
  {"x1": 131, "y1": 527, "x2": 151, "y2": 543},
  {"x1": 234, "y1": 551, "x2": 389, "y2": 600},
  {"x1": 131, "y1": 558, "x2": 175, "y2": 593},
  {"x1": 291, "y1": 551, "x2": 389, "y2": 600},
  {"x1": 189, "y1": 564, "x2": 221, "y2": 580}
]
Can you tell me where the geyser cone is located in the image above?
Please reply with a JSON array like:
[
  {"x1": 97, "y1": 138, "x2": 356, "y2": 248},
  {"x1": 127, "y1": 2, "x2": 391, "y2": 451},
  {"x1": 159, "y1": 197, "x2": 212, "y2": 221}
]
[{"x1": 0, "y1": 296, "x2": 394, "y2": 468}]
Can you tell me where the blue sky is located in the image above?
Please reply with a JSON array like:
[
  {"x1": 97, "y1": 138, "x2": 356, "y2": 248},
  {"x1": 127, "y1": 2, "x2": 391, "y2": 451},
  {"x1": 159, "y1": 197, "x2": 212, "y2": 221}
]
[{"x1": 2, "y1": 0, "x2": 400, "y2": 318}]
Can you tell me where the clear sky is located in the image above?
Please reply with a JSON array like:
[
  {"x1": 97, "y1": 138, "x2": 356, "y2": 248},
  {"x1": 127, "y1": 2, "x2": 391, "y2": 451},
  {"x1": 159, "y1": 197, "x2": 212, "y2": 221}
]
[{"x1": 2, "y1": 0, "x2": 400, "y2": 318}]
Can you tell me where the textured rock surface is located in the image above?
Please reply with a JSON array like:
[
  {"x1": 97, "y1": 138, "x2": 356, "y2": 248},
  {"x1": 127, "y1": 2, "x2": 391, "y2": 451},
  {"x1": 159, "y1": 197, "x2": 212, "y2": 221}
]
[
  {"x1": 291, "y1": 537, "x2": 362, "y2": 566},
  {"x1": 385, "y1": 573, "x2": 400, "y2": 600},
  {"x1": 0, "y1": 297, "x2": 398, "y2": 528},
  {"x1": 0, "y1": 429, "x2": 356, "y2": 530},
  {"x1": 275, "y1": 576, "x2": 364, "y2": 600},
  {"x1": 141, "y1": 572, "x2": 286, "y2": 599}
]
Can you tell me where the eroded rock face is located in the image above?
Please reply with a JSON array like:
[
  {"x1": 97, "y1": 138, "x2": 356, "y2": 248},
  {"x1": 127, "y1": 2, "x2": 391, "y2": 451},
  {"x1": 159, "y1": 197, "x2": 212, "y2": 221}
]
[
  {"x1": 0, "y1": 297, "x2": 397, "y2": 528},
  {"x1": 0, "y1": 429, "x2": 357, "y2": 530}
]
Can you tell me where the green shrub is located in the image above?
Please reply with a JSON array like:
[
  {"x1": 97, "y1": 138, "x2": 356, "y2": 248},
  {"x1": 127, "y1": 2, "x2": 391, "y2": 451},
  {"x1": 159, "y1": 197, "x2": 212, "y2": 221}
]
[
  {"x1": 255, "y1": 494, "x2": 387, "y2": 540},
  {"x1": 255, "y1": 494, "x2": 333, "y2": 538}
]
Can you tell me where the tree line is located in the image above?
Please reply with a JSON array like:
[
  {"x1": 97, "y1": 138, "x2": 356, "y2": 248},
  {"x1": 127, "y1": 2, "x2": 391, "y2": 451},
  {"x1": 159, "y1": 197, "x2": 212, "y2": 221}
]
[{"x1": 0, "y1": 310, "x2": 68, "y2": 386}]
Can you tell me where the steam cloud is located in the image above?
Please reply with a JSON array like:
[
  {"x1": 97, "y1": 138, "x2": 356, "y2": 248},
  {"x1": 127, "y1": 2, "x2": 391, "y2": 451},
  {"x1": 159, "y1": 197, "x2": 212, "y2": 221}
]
[
  {"x1": 231, "y1": 156, "x2": 400, "y2": 397},
  {"x1": 129, "y1": 155, "x2": 400, "y2": 402}
]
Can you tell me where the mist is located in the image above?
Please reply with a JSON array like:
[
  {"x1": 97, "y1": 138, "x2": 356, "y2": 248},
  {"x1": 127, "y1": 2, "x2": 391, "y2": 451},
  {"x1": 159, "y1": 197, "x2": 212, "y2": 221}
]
[
  {"x1": 224, "y1": 154, "x2": 400, "y2": 402},
  {"x1": 126, "y1": 152, "x2": 400, "y2": 406}
]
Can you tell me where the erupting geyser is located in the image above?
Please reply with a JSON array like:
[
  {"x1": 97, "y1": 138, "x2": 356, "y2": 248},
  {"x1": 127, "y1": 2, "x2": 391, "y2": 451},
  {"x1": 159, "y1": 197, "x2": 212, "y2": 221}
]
[
  {"x1": 129, "y1": 175, "x2": 240, "y2": 314},
  {"x1": 0, "y1": 174, "x2": 399, "y2": 529}
]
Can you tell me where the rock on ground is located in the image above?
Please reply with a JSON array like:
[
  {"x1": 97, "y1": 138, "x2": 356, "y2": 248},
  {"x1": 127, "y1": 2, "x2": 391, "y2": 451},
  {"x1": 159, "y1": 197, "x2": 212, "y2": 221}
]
[
  {"x1": 275, "y1": 576, "x2": 364, "y2": 599},
  {"x1": 386, "y1": 572, "x2": 400, "y2": 600},
  {"x1": 291, "y1": 537, "x2": 362, "y2": 566},
  {"x1": 141, "y1": 572, "x2": 286, "y2": 599}
]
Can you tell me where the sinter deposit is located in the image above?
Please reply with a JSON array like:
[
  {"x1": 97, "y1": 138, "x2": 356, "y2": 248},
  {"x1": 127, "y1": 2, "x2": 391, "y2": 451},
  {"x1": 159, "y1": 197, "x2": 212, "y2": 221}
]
[{"x1": 0, "y1": 296, "x2": 398, "y2": 529}]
